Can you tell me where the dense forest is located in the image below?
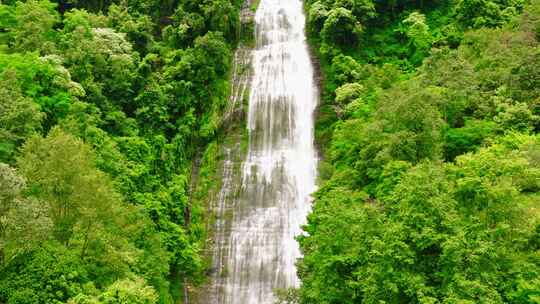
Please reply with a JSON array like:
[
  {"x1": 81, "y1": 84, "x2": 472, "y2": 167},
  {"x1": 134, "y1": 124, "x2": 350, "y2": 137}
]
[
  {"x1": 0, "y1": 0, "x2": 242, "y2": 303},
  {"x1": 1, "y1": 0, "x2": 539, "y2": 303},
  {"x1": 297, "y1": 0, "x2": 540, "y2": 303}
]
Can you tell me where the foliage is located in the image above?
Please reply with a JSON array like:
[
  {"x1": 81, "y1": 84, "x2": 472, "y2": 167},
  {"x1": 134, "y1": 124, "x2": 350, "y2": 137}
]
[
  {"x1": 0, "y1": 0, "x2": 242, "y2": 302},
  {"x1": 69, "y1": 277, "x2": 158, "y2": 304},
  {"x1": 0, "y1": 70, "x2": 44, "y2": 162},
  {"x1": 274, "y1": 288, "x2": 301, "y2": 304},
  {"x1": 454, "y1": 0, "x2": 524, "y2": 28},
  {"x1": 300, "y1": 136, "x2": 540, "y2": 303},
  {"x1": 403, "y1": 11, "x2": 432, "y2": 63},
  {"x1": 300, "y1": 0, "x2": 540, "y2": 303},
  {"x1": 11, "y1": 0, "x2": 60, "y2": 54},
  {"x1": 0, "y1": 163, "x2": 51, "y2": 267},
  {"x1": 1, "y1": 0, "x2": 538, "y2": 302},
  {"x1": 321, "y1": 8, "x2": 362, "y2": 47}
]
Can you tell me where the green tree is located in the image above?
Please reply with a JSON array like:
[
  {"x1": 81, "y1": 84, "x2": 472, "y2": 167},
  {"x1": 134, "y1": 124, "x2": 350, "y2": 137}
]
[
  {"x1": 0, "y1": 0, "x2": 244, "y2": 301},
  {"x1": 300, "y1": 135, "x2": 540, "y2": 303},
  {"x1": 321, "y1": 8, "x2": 362, "y2": 46},
  {"x1": 444, "y1": 119, "x2": 497, "y2": 160},
  {"x1": 0, "y1": 163, "x2": 51, "y2": 266},
  {"x1": 403, "y1": 12, "x2": 432, "y2": 63},
  {"x1": 0, "y1": 4, "x2": 16, "y2": 50},
  {"x1": 299, "y1": 3, "x2": 540, "y2": 303},
  {"x1": 107, "y1": 4, "x2": 154, "y2": 53},
  {"x1": 308, "y1": 1, "x2": 329, "y2": 34},
  {"x1": 12, "y1": 0, "x2": 59, "y2": 53},
  {"x1": 335, "y1": 83, "x2": 364, "y2": 105},
  {"x1": 100, "y1": 277, "x2": 157, "y2": 304},
  {"x1": 69, "y1": 277, "x2": 158, "y2": 304},
  {"x1": 0, "y1": 52, "x2": 84, "y2": 131},
  {"x1": 17, "y1": 128, "x2": 118, "y2": 248},
  {"x1": 455, "y1": 0, "x2": 524, "y2": 28},
  {"x1": 0, "y1": 70, "x2": 44, "y2": 162},
  {"x1": 59, "y1": 10, "x2": 136, "y2": 111}
]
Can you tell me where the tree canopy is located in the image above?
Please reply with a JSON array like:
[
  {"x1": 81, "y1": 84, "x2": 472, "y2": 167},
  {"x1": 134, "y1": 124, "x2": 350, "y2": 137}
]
[
  {"x1": 0, "y1": 0, "x2": 242, "y2": 302},
  {"x1": 298, "y1": 0, "x2": 540, "y2": 303},
  {"x1": 0, "y1": 0, "x2": 539, "y2": 302}
]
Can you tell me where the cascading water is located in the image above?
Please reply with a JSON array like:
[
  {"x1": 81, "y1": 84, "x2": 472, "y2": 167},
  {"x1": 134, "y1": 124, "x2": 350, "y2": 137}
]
[{"x1": 204, "y1": 0, "x2": 318, "y2": 302}]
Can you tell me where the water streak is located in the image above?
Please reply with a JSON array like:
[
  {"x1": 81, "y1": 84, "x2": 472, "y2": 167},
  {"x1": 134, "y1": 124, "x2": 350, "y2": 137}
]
[{"x1": 205, "y1": 0, "x2": 318, "y2": 302}]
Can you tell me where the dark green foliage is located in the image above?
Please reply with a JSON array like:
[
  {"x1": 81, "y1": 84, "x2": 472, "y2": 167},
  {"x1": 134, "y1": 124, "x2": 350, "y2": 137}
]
[
  {"x1": 321, "y1": 8, "x2": 362, "y2": 46},
  {"x1": 454, "y1": 0, "x2": 524, "y2": 28},
  {"x1": 0, "y1": 244, "x2": 89, "y2": 304},
  {"x1": 444, "y1": 119, "x2": 497, "y2": 160}
]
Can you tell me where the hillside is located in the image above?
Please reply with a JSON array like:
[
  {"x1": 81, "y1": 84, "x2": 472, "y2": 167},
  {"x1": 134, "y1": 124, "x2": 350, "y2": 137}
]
[
  {"x1": 297, "y1": 0, "x2": 540, "y2": 303},
  {"x1": 0, "y1": 0, "x2": 241, "y2": 302},
  {"x1": 0, "y1": 0, "x2": 538, "y2": 303}
]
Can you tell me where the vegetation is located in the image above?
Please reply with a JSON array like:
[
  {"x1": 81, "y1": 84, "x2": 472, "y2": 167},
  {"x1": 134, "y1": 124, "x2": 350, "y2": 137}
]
[
  {"x1": 299, "y1": 0, "x2": 540, "y2": 303},
  {"x1": 0, "y1": 0, "x2": 242, "y2": 303},
  {"x1": 2, "y1": 0, "x2": 540, "y2": 303}
]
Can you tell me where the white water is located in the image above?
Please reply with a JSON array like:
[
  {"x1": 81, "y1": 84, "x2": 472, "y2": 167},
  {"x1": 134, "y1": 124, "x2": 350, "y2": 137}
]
[{"x1": 205, "y1": 0, "x2": 318, "y2": 302}]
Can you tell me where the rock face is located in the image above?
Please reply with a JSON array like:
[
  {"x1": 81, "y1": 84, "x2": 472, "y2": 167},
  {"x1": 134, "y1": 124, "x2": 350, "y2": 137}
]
[{"x1": 203, "y1": 0, "x2": 319, "y2": 303}]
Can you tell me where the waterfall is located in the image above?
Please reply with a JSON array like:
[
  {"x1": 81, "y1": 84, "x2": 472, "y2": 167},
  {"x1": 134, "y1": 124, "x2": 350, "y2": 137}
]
[{"x1": 204, "y1": 0, "x2": 318, "y2": 302}]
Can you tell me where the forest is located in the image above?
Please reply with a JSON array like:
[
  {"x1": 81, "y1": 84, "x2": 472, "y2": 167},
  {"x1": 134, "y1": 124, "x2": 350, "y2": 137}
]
[
  {"x1": 0, "y1": 0, "x2": 242, "y2": 302},
  {"x1": 297, "y1": 0, "x2": 540, "y2": 303},
  {"x1": 0, "y1": 0, "x2": 539, "y2": 303}
]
